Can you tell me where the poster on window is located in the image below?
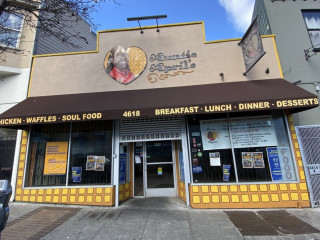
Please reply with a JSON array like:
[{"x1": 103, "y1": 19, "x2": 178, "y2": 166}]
[
  {"x1": 242, "y1": 152, "x2": 253, "y2": 168},
  {"x1": 72, "y1": 167, "x2": 82, "y2": 183},
  {"x1": 86, "y1": 156, "x2": 105, "y2": 171},
  {"x1": 267, "y1": 147, "x2": 283, "y2": 181},
  {"x1": 200, "y1": 119, "x2": 230, "y2": 150},
  {"x1": 253, "y1": 152, "x2": 265, "y2": 168},
  {"x1": 200, "y1": 116, "x2": 278, "y2": 150},
  {"x1": 43, "y1": 141, "x2": 68, "y2": 175},
  {"x1": 86, "y1": 156, "x2": 96, "y2": 171},
  {"x1": 209, "y1": 152, "x2": 221, "y2": 166},
  {"x1": 230, "y1": 116, "x2": 278, "y2": 148},
  {"x1": 95, "y1": 156, "x2": 105, "y2": 171},
  {"x1": 223, "y1": 164, "x2": 231, "y2": 181}
]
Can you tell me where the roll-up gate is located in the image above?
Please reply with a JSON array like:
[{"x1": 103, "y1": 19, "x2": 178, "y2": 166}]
[
  {"x1": 119, "y1": 116, "x2": 182, "y2": 142},
  {"x1": 296, "y1": 126, "x2": 320, "y2": 208}
]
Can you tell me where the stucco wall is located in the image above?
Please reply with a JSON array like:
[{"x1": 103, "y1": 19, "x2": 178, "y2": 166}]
[{"x1": 29, "y1": 22, "x2": 282, "y2": 97}]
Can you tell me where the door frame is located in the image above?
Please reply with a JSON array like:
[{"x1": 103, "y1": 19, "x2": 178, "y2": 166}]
[{"x1": 133, "y1": 140, "x2": 177, "y2": 198}]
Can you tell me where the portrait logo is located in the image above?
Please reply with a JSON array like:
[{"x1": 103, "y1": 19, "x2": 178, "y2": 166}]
[{"x1": 104, "y1": 46, "x2": 147, "y2": 85}]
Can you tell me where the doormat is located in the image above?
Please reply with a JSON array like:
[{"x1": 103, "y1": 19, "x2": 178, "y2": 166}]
[
  {"x1": 2, "y1": 206, "x2": 79, "y2": 240},
  {"x1": 225, "y1": 210, "x2": 320, "y2": 236}
]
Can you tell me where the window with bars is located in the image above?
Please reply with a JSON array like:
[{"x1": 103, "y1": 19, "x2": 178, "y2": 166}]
[
  {"x1": 303, "y1": 11, "x2": 320, "y2": 49},
  {"x1": 0, "y1": 11, "x2": 24, "y2": 48}
]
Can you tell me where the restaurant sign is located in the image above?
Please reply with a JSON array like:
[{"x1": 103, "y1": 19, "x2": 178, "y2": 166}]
[{"x1": 0, "y1": 98, "x2": 318, "y2": 127}]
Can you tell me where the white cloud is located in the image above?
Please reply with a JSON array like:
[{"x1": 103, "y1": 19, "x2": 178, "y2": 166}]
[{"x1": 218, "y1": 0, "x2": 255, "y2": 33}]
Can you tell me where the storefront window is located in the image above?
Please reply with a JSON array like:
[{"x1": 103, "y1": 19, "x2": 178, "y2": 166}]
[
  {"x1": 25, "y1": 121, "x2": 113, "y2": 187},
  {"x1": 188, "y1": 114, "x2": 236, "y2": 183},
  {"x1": 68, "y1": 121, "x2": 113, "y2": 186},
  {"x1": 25, "y1": 124, "x2": 70, "y2": 187},
  {"x1": 187, "y1": 111, "x2": 297, "y2": 184}
]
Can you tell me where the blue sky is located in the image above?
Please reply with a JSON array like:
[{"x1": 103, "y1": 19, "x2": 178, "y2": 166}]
[{"x1": 92, "y1": 0, "x2": 255, "y2": 41}]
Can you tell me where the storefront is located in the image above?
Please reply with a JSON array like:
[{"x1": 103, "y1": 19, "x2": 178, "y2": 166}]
[{"x1": 0, "y1": 22, "x2": 318, "y2": 208}]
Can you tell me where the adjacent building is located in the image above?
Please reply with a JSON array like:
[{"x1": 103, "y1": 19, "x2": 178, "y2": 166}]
[
  {"x1": 252, "y1": 0, "x2": 320, "y2": 207},
  {"x1": 0, "y1": 0, "x2": 96, "y2": 200},
  {"x1": 0, "y1": 22, "x2": 317, "y2": 208}
]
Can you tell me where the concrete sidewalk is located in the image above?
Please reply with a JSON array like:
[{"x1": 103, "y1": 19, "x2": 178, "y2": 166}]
[{"x1": 2, "y1": 198, "x2": 320, "y2": 240}]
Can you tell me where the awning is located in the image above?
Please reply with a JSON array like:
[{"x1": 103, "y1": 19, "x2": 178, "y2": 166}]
[{"x1": 0, "y1": 78, "x2": 318, "y2": 128}]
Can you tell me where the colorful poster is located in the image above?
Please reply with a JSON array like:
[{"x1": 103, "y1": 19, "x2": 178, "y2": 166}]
[
  {"x1": 43, "y1": 141, "x2": 68, "y2": 175},
  {"x1": 209, "y1": 152, "x2": 221, "y2": 166},
  {"x1": 158, "y1": 167, "x2": 163, "y2": 175},
  {"x1": 86, "y1": 156, "x2": 105, "y2": 171},
  {"x1": 242, "y1": 152, "x2": 253, "y2": 168},
  {"x1": 72, "y1": 167, "x2": 82, "y2": 183},
  {"x1": 267, "y1": 147, "x2": 283, "y2": 181},
  {"x1": 95, "y1": 156, "x2": 105, "y2": 171},
  {"x1": 253, "y1": 152, "x2": 265, "y2": 168},
  {"x1": 86, "y1": 156, "x2": 96, "y2": 171},
  {"x1": 200, "y1": 119, "x2": 230, "y2": 150},
  {"x1": 223, "y1": 164, "x2": 231, "y2": 181}
]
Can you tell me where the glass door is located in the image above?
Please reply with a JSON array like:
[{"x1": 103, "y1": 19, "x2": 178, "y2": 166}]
[
  {"x1": 134, "y1": 142, "x2": 144, "y2": 197},
  {"x1": 145, "y1": 141, "x2": 176, "y2": 197}
]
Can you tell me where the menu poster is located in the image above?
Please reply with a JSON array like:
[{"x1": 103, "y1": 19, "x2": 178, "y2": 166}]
[
  {"x1": 242, "y1": 152, "x2": 253, "y2": 168},
  {"x1": 253, "y1": 152, "x2": 265, "y2": 168},
  {"x1": 209, "y1": 152, "x2": 221, "y2": 166}
]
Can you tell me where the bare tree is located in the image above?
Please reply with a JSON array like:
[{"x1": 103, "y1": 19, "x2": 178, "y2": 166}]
[{"x1": 0, "y1": 0, "x2": 115, "y2": 56}]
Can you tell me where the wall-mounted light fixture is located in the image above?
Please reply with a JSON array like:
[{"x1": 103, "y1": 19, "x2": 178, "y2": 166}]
[
  {"x1": 219, "y1": 72, "x2": 224, "y2": 81},
  {"x1": 265, "y1": 67, "x2": 270, "y2": 74},
  {"x1": 293, "y1": 80, "x2": 320, "y2": 94},
  {"x1": 127, "y1": 15, "x2": 167, "y2": 34}
]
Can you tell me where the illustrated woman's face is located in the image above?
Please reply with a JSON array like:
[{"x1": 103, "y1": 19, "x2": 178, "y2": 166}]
[{"x1": 114, "y1": 52, "x2": 129, "y2": 72}]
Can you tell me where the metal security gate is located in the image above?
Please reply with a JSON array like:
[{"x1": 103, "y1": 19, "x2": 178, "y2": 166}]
[
  {"x1": 119, "y1": 116, "x2": 182, "y2": 142},
  {"x1": 296, "y1": 126, "x2": 320, "y2": 208}
]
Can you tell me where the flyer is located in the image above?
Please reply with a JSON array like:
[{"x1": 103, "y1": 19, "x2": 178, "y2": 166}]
[
  {"x1": 223, "y1": 164, "x2": 231, "y2": 181},
  {"x1": 253, "y1": 152, "x2": 265, "y2": 168},
  {"x1": 72, "y1": 167, "x2": 82, "y2": 183},
  {"x1": 242, "y1": 152, "x2": 253, "y2": 168},
  {"x1": 267, "y1": 147, "x2": 283, "y2": 181},
  {"x1": 86, "y1": 156, "x2": 96, "y2": 171},
  {"x1": 43, "y1": 141, "x2": 68, "y2": 175},
  {"x1": 95, "y1": 156, "x2": 105, "y2": 171},
  {"x1": 209, "y1": 152, "x2": 221, "y2": 166}
]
